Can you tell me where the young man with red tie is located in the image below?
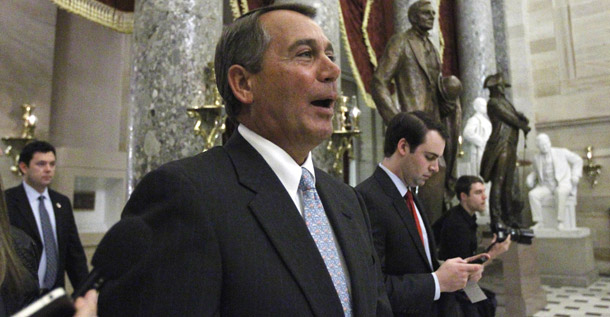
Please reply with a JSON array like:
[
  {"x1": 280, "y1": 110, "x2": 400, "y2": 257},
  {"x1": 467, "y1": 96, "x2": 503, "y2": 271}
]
[{"x1": 356, "y1": 111, "x2": 485, "y2": 316}]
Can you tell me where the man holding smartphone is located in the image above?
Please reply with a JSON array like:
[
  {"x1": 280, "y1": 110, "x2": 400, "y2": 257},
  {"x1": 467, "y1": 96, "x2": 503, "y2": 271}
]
[{"x1": 356, "y1": 112, "x2": 486, "y2": 316}]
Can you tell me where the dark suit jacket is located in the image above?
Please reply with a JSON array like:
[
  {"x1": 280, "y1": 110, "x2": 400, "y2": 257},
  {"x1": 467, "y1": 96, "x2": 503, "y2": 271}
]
[
  {"x1": 356, "y1": 167, "x2": 458, "y2": 316},
  {"x1": 6, "y1": 184, "x2": 89, "y2": 290},
  {"x1": 98, "y1": 132, "x2": 391, "y2": 316}
]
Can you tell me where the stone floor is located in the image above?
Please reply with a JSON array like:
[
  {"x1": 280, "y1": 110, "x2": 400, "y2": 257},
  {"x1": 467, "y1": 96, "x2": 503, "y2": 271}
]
[{"x1": 479, "y1": 260, "x2": 610, "y2": 316}]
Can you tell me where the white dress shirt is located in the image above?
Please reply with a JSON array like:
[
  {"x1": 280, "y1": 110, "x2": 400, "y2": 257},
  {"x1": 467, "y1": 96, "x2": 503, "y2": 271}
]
[
  {"x1": 378, "y1": 163, "x2": 441, "y2": 301},
  {"x1": 23, "y1": 181, "x2": 57, "y2": 288}
]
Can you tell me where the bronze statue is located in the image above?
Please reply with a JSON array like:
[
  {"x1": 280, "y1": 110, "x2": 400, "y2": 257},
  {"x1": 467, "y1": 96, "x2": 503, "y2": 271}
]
[
  {"x1": 371, "y1": 0, "x2": 441, "y2": 123},
  {"x1": 371, "y1": 0, "x2": 462, "y2": 215},
  {"x1": 480, "y1": 73, "x2": 530, "y2": 226}
]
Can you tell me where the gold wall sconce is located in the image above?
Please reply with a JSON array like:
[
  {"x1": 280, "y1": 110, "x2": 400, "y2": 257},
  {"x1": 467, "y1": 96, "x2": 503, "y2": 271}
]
[
  {"x1": 457, "y1": 135, "x2": 465, "y2": 158},
  {"x1": 187, "y1": 62, "x2": 227, "y2": 152},
  {"x1": 327, "y1": 95, "x2": 361, "y2": 177},
  {"x1": 583, "y1": 146, "x2": 602, "y2": 187},
  {"x1": 2, "y1": 104, "x2": 37, "y2": 174}
]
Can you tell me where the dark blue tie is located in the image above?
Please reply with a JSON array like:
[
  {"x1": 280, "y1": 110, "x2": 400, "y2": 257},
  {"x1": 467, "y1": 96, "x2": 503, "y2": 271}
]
[{"x1": 38, "y1": 196, "x2": 58, "y2": 289}]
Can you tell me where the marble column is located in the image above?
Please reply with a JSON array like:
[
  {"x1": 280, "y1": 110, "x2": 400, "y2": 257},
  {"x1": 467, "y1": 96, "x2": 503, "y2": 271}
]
[
  {"x1": 127, "y1": 0, "x2": 222, "y2": 191},
  {"x1": 455, "y1": 0, "x2": 497, "y2": 120},
  {"x1": 274, "y1": 0, "x2": 342, "y2": 175},
  {"x1": 491, "y1": 0, "x2": 512, "y2": 100}
]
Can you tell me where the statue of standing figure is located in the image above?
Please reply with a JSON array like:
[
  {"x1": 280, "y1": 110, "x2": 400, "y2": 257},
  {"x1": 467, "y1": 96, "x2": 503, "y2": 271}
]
[
  {"x1": 460, "y1": 97, "x2": 492, "y2": 176},
  {"x1": 480, "y1": 73, "x2": 530, "y2": 227},
  {"x1": 371, "y1": 0, "x2": 462, "y2": 217},
  {"x1": 527, "y1": 133, "x2": 583, "y2": 230}
]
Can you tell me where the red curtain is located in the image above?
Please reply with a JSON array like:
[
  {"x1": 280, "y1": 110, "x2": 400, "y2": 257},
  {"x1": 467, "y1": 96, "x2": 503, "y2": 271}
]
[
  {"x1": 340, "y1": 0, "x2": 394, "y2": 94},
  {"x1": 439, "y1": 0, "x2": 459, "y2": 77}
]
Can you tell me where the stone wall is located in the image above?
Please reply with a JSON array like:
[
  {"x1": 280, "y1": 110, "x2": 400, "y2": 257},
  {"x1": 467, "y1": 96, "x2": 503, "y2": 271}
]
[{"x1": 506, "y1": 0, "x2": 610, "y2": 274}]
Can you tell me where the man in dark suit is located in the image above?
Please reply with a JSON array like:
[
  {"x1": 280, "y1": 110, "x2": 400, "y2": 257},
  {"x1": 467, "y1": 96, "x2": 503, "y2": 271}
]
[
  {"x1": 97, "y1": 4, "x2": 391, "y2": 316},
  {"x1": 6, "y1": 141, "x2": 89, "y2": 292},
  {"x1": 356, "y1": 112, "x2": 485, "y2": 316}
]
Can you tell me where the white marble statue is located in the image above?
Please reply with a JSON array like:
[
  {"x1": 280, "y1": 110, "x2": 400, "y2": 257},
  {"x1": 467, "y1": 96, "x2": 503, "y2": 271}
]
[
  {"x1": 460, "y1": 97, "x2": 492, "y2": 176},
  {"x1": 456, "y1": 97, "x2": 492, "y2": 223},
  {"x1": 527, "y1": 133, "x2": 583, "y2": 230}
]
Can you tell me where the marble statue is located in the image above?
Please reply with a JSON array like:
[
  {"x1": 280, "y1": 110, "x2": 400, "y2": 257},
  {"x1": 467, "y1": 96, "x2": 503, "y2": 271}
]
[
  {"x1": 527, "y1": 133, "x2": 583, "y2": 230},
  {"x1": 480, "y1": 73, "x2": 530, "y2": 227},
  {"x1": 461, "y1": 97, "x2": 492, "y2": 176}
]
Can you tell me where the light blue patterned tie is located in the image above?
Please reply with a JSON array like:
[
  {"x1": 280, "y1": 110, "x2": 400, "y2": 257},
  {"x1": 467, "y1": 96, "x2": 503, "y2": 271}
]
[
  {"x1": 299, "y1": 167, "x2": 352, "y2": 316},
  {"x1": 39, "y1": 196, "x2": 58, "y2": 289}
]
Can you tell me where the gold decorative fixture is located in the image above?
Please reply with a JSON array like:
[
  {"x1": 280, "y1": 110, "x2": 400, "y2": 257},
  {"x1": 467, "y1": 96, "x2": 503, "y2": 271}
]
[
  {"x1": 2, "y1": 104, "x2": 37, "y2": 174},
  {"x1": 583, "y1": 146, "x2": 602, "y2": 187},
  {"x1": 187, "y1": 62, "x2": 227, "y2": 152},
  {"x1": 327, "y1": 95, "x2": 361, "y2": 177},
  {"x1": 457, "y1": 135, "x2": 465, "y2": 157}
]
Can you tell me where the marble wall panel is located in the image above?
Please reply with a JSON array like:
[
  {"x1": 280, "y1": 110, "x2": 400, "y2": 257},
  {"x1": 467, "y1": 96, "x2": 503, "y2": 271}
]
[
  {"x1": 0, "y1": 0, "x2": 56, "y2": 139},
  {"x1": 50, "y1": 10, "x2": 131, "y2": 153},
  {"x1": 0, "y1": 0, "x2": 57, "y2": 185}
]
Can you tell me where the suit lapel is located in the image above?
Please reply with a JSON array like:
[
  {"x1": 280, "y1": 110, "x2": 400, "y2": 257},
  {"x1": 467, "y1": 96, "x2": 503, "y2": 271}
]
[
  {"x1": 225, "y1": 133, "x2": 343, "y2": 316},
  {"x1": 407, "y1": 33, "x2": 434, "y2": 85},
  {"x1": 373, "y1": 168, "x2": 430, "y2": 268},
  {"x1": 49, "y1": 191, "x2": 65, "y2": 261},
  {"x1": 15, "y1": 184, "x2": 42, "y2": 245},
  {"x1": 317, "y1": 173, "x2": 373, "y2": 315},
  {"x1": 412, "y1": 192, "x2": 438, "y2": 269}
]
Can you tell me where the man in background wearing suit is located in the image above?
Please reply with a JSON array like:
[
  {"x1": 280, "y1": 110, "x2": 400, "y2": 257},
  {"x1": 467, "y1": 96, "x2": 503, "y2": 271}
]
[
  {"x1": 97, "y1": 4, "x2": 391, "y2": 316},
  {"x1": 6, "y1": 141, "x2": 88, "y2": 293},
  {"x1": 356, "y1": 111, "x2": 485, "y2": 316}
]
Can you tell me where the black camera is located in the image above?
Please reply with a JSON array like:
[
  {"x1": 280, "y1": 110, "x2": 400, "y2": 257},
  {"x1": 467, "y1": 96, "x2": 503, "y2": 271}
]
[{"x1": 491, "y1": 222, "x2": 534, "y2": 245}]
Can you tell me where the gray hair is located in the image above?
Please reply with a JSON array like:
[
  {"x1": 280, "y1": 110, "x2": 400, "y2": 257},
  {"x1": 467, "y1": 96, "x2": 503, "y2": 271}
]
[{"x1": 214, "y1": 4, "x2": 317, "y2": 121}]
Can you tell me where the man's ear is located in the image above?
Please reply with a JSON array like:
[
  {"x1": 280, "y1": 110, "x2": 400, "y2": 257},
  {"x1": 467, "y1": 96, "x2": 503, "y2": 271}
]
[
  {"x1": 459, "y1": 192, "x2": 467, "y2": 201},
  {"x1": 227, "y1": 65, "x2": 254, "y2": 104},
  {"x1": 18, "y1": 162, "x2": 28, "y2": 175},
  {"x1": 397, "y1": 138, "x2": 410, "y2": 155}
]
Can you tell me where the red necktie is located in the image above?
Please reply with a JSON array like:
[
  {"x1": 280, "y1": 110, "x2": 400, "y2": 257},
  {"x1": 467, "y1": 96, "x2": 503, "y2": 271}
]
[{"x1": 405, "y1": 190, "x2": 425, "y2": 246}]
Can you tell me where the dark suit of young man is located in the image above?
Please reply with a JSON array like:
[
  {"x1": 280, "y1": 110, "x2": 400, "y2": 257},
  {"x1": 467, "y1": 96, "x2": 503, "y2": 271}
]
[
  {"x1": 6, "y1": 184, "x2": 89, "y2": 291},
  {"x1": 357, "y1": 167, "x2": 451, "y2": 316},
  {"x1": 357, "y1": 112, "x2": 484, "y2": 316}
]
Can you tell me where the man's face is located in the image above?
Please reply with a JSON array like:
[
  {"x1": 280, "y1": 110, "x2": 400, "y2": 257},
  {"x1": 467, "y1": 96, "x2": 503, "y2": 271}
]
[
  {"x1": 20, "y1": 151, "x2": 56, "y2": 192},
  {"x1": 413, "y1": 3, "x2": 435, "y2": 31},
  {"x1": 246, "y1": 10, "x2": 340, "y2": 155},
  {"x1": 537, "y1": 136, "x2": 551, "y2": 154},
  {"x1": 462, "y1": 182, "x2": 487, "y2": 213},
  {"x1": 399, "y1": 130, "x2": 445, "y2": 187}
]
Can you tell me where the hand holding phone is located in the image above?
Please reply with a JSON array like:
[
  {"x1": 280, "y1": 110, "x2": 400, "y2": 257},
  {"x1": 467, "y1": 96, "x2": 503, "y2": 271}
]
[{"x1": 467, "y1": 254, "x2": 489, "y2": 265}]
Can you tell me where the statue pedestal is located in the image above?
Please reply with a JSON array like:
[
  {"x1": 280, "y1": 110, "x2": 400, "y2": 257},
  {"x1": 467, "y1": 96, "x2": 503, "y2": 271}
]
[
  {"x1": 501, "y1": 241, "x2": 547, "y2": 316},
  {"x1": 534, "y1": 227, "x2": 598, "y2": 287}
]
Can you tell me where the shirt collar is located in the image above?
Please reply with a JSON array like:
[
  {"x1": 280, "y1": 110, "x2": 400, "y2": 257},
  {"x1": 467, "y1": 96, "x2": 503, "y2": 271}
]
[
  {"x1": 22, "y1": 181, "x2": 49, "y2": 202},
  {"x1": 378, "y1": 163, "x2": 410, "y2": 197},
  {"x1": 238, "y1": 124, "x2": 315, "y2": 194}
]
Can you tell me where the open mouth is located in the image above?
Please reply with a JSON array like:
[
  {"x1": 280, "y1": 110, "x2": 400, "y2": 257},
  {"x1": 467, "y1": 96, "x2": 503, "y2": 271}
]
[{"x1": 311, "y1": 99, "x2": 334, "y2": 108}]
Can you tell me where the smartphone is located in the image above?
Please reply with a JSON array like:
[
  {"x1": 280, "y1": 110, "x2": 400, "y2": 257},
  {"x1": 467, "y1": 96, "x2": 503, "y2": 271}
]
[
  {"x1": 13, "y1": 288, "x2": 75, "y2": 317},
  {"x1": 468, "y1": 255, "x2": 489, "y2": 265}
]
